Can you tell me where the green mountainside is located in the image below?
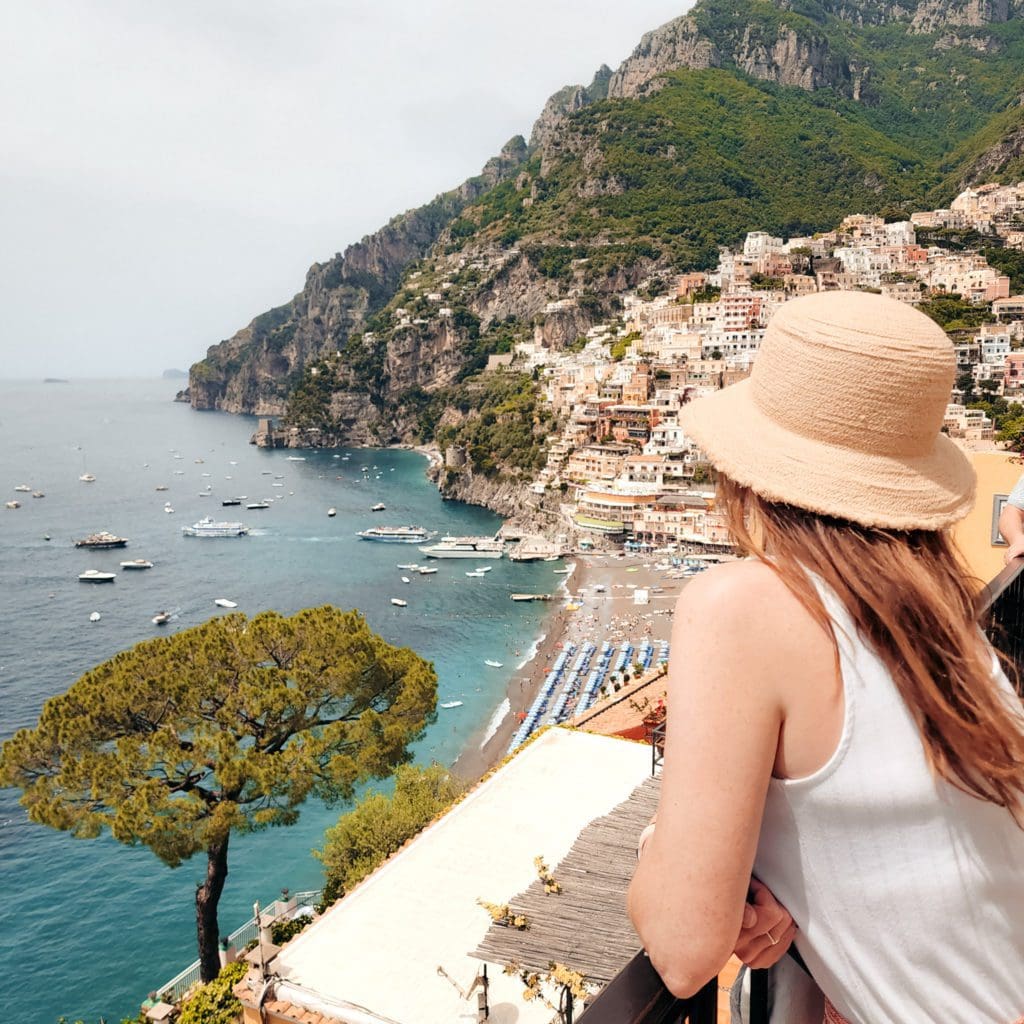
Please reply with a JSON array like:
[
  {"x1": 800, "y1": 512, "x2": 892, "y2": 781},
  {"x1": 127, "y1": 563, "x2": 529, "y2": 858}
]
[{"x1": 187, "y1": 0, "x2": 1024, "y2": 471}]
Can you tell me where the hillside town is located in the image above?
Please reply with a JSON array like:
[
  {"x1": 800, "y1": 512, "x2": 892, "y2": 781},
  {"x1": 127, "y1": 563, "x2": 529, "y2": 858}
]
[{"x1": 445, "y1": 181, "x2": 1024, "y2": 554}]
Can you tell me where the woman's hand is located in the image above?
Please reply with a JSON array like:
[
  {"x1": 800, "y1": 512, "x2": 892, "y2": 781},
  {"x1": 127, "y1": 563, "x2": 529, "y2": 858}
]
[{"x1": 734, "y1": 878, "x2": 796, "y2": 968}]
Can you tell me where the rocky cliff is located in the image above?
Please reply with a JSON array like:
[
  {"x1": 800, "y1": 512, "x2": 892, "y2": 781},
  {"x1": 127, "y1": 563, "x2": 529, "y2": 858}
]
[{"x1": 190, "y1": 0, "x2": 1024, "y2": 520}]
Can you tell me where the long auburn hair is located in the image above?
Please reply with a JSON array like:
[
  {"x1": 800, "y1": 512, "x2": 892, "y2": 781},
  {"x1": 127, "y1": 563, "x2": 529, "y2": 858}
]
[{"x1": 717, "y1": 475, "x2": 1024, "y2": 819}]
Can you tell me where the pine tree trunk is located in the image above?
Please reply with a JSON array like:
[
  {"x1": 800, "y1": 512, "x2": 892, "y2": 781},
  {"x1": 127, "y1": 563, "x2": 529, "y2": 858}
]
[{"x1": 195, "y1": 836, "x2": 229, "y2": 983}]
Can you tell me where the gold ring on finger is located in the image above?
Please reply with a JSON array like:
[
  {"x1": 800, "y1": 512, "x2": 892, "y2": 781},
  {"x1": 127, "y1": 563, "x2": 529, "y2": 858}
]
[{"x1": 766, "y1": 928, "x2": 778, "y2": 945}]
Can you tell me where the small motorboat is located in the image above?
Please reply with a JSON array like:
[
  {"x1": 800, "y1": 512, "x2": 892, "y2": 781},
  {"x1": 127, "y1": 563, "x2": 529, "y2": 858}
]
[
  {"x1": 79, "y1": 570, "x2": 116, "y2": 583},
  {"x1": 32, "y1": 491, "x2": 45, "y2": 498},
  {"x1": 155, "y1": 485, "x2": 169, "y2": 491},
  {"x1": 465, "y1": 571, "x2": 485, "y2": 578},
  {"x1": 89, "y1": 611, "x2": 102, "y2": 622},
  {"x1": 484, "y1": 660, "x2": 503, "y2": 668},
  {"x1": 553, "y1": 568, "x2": 572, "y2": 575},
  {"x1": 152, "y1": 611, "x2": 171, "y2": 626},
  {"x1": 371, "y1": 503, "x2": 386, "y2": 511},
  {"x1": 401, "y1": 576, "x2": 411, "y2": 584},
  {"x1": 396, "y1": 563, "x2": 419, "y2": 570},
  {"x1": 214, "y1": 598, "x2": 238, "y2": 609},
  {"x1": 5, "y1": 500, "x2": 20, "y2": 510},
  {"x1": 222, "y1": 499, "x2": 241, "y2": 506},
  {"x1": 440, "y1": 701, "x2": 463, "y2": 709},
  {"x1": 418, "y1": 566, "x2": 437, "y2": 575},
  {"x1": 390, "y1": 598, "x2": 407, "y2": 607},
  {"x1": 79, "y1": 473, "x2": 96, "y2": 483},
  {"x1": 327, "y1": 508, "x2": 337, "y2": 517},
  {"x1": 164, "y1": 504, "x2": 175, "y2": 514},
  {"x1": 476, "y1": 566, "x2": 492, "y2": 573},
  {"x1": 120, "y1": 559, "x2": 154, "y2": 570},
  {"x1": 247, "y1": 502, "x2": 270, "y2": 510},
  {"x1": 286, "y1": 455, "x2": 306, "y2": 461},
  {"x1": 272, "y1": 482, "x2": 284, "y2": 488},
  {"x1": 14, "y1": 484, "x2": 31, "y2": 492}
]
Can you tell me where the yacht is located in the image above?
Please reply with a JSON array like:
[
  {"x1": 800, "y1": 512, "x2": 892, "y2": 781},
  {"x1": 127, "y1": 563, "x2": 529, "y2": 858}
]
[
  {"x1": 390, "y1": 598, "x2": 408, "y2": 607},
  {"x1": 246, "y1": 501, "x2": 270, "y2": 510},
  {"x1": 181, "y1": 517, "x2": 249, "y2": 538},
  {"x1": 75, "y1": 532, "x2": 128, "y2": 549},
  {"x1": 79, "y1": 569, "x2": 116, "y2": 583},
  {"x1": 120, "y1": 559, "x2": 154, "y2": 570},
  {"x1": 221, "y1": 498, "x2": 242, "y2": 507},
  {"x1": 214, "y1": 598, "x2": 238, "y2": 608},
  {"x1": 371, "y1": 502, "x2": 386, "y2": 511},
  {"x1": 419, "y1": 536, "x2": 505, "y2": 559},
  {"x1": 357, "y1": 526, "x2": 430, "y2": 544}
]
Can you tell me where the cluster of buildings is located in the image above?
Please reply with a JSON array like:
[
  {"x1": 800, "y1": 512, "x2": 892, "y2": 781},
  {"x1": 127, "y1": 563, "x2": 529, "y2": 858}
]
[{"x1": 498, "y1": 184, "x2": 1024, "y2": 549}]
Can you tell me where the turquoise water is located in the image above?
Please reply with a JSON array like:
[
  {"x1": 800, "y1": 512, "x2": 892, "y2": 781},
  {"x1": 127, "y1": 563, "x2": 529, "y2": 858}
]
[{"x1": 0, "y1": 380, "x2": 556, "y2": 1023}]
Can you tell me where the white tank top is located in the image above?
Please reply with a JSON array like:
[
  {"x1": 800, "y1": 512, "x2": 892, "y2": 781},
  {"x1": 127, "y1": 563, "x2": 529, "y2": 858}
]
[{"x1": 753, "y1": 582, "x2": 1024, "y2": 1024}]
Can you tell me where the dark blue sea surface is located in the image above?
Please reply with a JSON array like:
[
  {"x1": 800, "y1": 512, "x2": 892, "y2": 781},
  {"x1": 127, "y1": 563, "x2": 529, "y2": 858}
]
[{"x1": 0, "y1": 379, "x2": 556, "y2": 1023}]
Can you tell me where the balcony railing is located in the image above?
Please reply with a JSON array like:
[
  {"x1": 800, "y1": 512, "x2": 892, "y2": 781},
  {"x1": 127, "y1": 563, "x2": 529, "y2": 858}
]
[{"x1": 583, "y1": 561, "x2": 1024, "y2": 1024}]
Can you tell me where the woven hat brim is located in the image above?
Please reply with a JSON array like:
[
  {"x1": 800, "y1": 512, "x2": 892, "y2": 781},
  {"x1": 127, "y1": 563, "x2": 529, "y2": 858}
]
[{"x1": 679, "y1": 380, "x2": 977, "y2": 531}]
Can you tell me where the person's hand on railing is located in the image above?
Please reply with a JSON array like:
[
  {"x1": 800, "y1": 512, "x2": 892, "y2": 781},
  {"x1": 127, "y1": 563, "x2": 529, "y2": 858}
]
[
  {"x1": 1004, "y1": 535, "x2": 1024, "y2": 565},
  {"x1": 734, "y1": 877, "x2": 796, "y2": 968}
]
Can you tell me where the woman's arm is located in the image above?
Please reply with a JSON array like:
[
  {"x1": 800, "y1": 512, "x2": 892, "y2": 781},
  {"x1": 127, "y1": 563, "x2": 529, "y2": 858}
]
[{"x1": 627, "y1": 561, "x2": 811, "y2": 997}]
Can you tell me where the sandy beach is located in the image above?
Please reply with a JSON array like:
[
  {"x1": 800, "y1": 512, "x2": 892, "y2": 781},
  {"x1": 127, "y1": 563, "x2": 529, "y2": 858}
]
[{"x1": 453, "y1": 553, "x2": 687, "y2": 781}]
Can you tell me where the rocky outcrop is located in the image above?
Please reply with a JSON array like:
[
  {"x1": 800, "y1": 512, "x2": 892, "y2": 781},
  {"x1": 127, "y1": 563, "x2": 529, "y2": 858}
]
[
  {"x1": 188, "y1": 139, "x2": 529, "y2": 414},
  {"x1": 958, "y1": 116, "x2": 1024, "y2": 187},
  {"x1": 910, "y1": 0, "x2": 1010, "y2": 32},
  {"x1": 606, "y1": 17, "x2": 721, "y2": 99}
]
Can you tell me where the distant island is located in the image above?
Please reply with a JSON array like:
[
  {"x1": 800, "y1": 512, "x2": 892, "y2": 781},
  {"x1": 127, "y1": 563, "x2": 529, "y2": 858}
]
[
  {"x1": 162, "y1": 368, "x2": 188, "y2": 379},
  {"x1": 43, "y1": 378, "x2": 69, "y2": 384}
]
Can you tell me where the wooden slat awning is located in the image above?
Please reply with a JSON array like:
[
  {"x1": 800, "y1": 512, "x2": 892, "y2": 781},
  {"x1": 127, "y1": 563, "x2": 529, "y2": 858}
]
[{"x1": 471, "y1": 775, "x2": 659, "y2": 985}]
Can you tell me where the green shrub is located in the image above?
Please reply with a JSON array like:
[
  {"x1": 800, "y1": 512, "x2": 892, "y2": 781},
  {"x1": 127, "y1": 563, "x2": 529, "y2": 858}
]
[{"x1": 177, "y1": 961, "x2": 248, "y2": 1024}]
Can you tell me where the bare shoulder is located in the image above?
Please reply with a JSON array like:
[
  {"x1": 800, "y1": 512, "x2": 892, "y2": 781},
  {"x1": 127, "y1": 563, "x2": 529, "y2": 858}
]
[{"x1": 673, "y1": 560, "x2": 827, "y2": 652}]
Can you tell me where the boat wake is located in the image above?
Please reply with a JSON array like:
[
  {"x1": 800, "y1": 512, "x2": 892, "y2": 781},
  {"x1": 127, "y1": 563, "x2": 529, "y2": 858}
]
[
  {"x1": 480, "y1": 697, "x2": 510, "y2": 749},
  {"x1": 516, "y1": 634, "x2": 545, "y2": 670}
]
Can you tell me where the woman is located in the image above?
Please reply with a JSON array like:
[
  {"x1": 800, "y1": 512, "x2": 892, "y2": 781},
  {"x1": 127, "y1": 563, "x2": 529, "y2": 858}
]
[{"x1": 627, "y1": 291, "x2": 1024, "y2": 1024}]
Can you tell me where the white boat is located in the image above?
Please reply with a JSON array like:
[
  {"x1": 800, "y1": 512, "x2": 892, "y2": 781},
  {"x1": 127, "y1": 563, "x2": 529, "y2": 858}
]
[
  {"x1": 14, "y1": 484, "x2": 31, "y2": 493},
  {"x1": 89, "y1": 611, "x2": 101, "y2": 622},
  {"x1": 181, "y1": 517, "x2": 249, "y2": 538},
  {"x1": 327, "y1": 508, "x2": 337, "y2": 517},
  {"x1": 120, "y1": 559, "x2": 154, "y2": 570},
  {"x1": 358, "y1": 526, "x2": 430, "y2": 544},
  {"x1": 484, "y1": 660, "x2": 503, "y2": 668},
  {"x1": 390, "y1": 598, "x2": 408, "y2": 607},
  {"x1": 286, "y1": 455, "x2": 306, "y2": 461},
  {"x1": 272, "y1": 482, "x2": 284, "y2": 488},
  {"x1": 32, "y1": 491, "x2": 45, "y2": 498},
  {"x1": 553, "y1": 568, "x2": 572, "y2": 575},
  {"x1": 155, "y1": 485, "x2": 169, "y2": 491},
  {"x1": 476, "y1": 566, "x2": 492, "y2": 573},
  {"x1": 401, "y1": 576, "x2": 411, "y2": 584},
  {"x1": 214, "y1": 598, "x2": 238, "y2": 608},
  {"x1": 5, "y1": 500, "x2": 20, "y2": 510},
  {"x1": 79, "y1": 570, "x2": 116, "y2": 583},
  {"x1": 418, "y1": 566, "x2": 437, "y2": 575},
  {"x1": 419, "y1": 536, "x2": 504, "y2": 559},
  {"x1": 396, "y1": 562, "x2": 420, "y2": 570},
  {"x1": 164, "y1": 505, "x2": 175, "y2": 514},
  {"x1": 371, "y1": 502, "x2": 386, "y2": 511},
  {"x1": 222, "y1": 498, "x2": 241, "y2": 507},
  {"x1": 247, "y1": 502, "x2": 270, "y2": 510},
  {"x1": 465, "y1": 571, "x2": 485, "y2": 578},
  {"x1": 440, "y1": 701, "x2": 463, "y2": 709},
  {"x1": 152, "y1": 611, "x2": 171, "y2": 626},
  {"x1": 79, "y1": 473, "x2": 96, "y2": 483}
]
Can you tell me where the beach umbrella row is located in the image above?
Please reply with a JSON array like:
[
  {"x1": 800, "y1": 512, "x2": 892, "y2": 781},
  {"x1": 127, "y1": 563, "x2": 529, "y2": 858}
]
[{"x1": 507, "y1": 641, "x2": 579, "y2": 753}]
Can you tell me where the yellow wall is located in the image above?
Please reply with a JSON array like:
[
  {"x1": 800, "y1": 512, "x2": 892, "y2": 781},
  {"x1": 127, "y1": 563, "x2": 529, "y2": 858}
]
[{"x1": 952, "y1": 450, "x2": 1023, "y2": 584}]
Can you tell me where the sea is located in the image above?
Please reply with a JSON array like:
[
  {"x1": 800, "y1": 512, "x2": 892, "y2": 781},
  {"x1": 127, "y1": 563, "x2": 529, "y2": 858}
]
[{"x1": 0, "y1": 379, "x2": 558, "y2": 1024}]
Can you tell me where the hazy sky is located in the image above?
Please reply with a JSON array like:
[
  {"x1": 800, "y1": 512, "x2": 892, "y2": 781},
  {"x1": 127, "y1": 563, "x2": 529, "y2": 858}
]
[{"x1": 1, "y1": 0, "x2": 689, "y2": 380}]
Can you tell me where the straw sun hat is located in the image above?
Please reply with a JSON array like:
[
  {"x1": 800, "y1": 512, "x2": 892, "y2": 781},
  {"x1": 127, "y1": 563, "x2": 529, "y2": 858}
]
[{"x1": 678, "y1": 290, "x2": 976, "y2": 530}]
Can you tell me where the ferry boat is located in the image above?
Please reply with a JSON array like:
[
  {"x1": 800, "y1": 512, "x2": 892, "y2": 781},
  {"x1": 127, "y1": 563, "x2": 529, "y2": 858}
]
[
  {"x1": 357, "y1": 526, "x2": 430, "y2": 544},
  {"x1": 419, "y1": 535, "x2": 504, "y2": 559},
  {"x1": 75, "y1": 532, "x2": 128, "y2": 549},
  {"x1": 181, "y1": 517, "x2": 249, "y2": 538}
]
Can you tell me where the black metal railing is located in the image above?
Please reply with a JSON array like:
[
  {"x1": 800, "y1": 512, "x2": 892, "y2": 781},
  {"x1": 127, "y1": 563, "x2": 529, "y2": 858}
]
[
  {"x1": 651, "y1": 721, "x2": 666, "y2": 776},
  {"x1": 577, "y1": 951, "x2": 718, "y2": 1023},
  {"x1": 979, "y1": 557, "x2": 1024, "y2": 683}
]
